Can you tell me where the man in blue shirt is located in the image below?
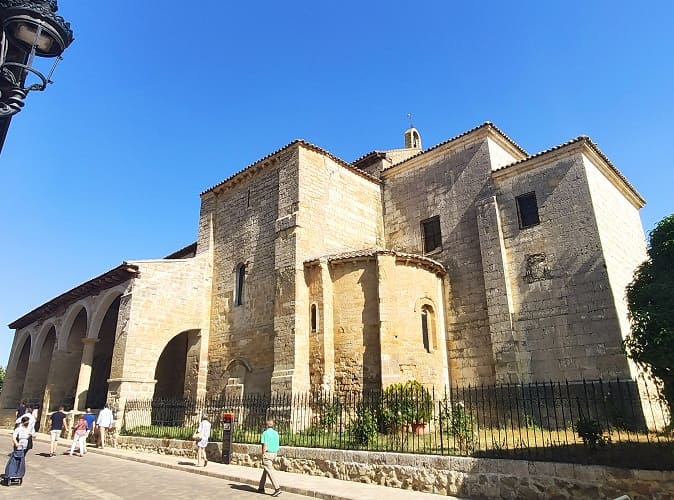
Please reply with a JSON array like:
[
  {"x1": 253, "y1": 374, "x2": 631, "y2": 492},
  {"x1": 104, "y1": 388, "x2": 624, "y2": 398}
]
[
  {"x1": 83, "y1": 408, "x2": 96, "y2": 454},
  {"x1": 258, "y1": 418, "x2": 281, "y2": 497}
]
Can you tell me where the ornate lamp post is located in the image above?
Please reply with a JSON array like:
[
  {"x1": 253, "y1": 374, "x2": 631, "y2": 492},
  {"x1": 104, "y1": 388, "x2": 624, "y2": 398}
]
[{"x1": 0, "y1": 0, "x2": 73, "y2": 152}]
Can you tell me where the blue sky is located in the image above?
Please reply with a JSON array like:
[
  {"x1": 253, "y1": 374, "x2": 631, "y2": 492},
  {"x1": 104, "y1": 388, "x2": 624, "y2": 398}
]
[{"x1": 1, "y1": 0, "x2": 672, "y2": 365}]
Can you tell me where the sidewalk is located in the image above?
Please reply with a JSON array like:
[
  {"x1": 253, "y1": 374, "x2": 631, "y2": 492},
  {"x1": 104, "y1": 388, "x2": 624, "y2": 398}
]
[{"x1": 26, "y1": 431, "x2": 459, "y2": 500}]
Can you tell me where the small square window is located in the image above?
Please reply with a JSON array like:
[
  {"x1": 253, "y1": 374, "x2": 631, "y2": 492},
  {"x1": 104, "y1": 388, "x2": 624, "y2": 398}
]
[
  {"x1": 421, "y1": 216, "x2": 442, "y2": 253},
  {"x1": 516, "y1": 192, "x2": 540, "y2": 229}
]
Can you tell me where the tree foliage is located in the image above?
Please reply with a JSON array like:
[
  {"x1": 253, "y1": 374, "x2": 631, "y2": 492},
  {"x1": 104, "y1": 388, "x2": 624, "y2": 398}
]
[
  {"x1": 0, "y1": 365, "x2": 5, "y2": 393},
  {"x1": 624, "y1": 214, "x2": 674, "y2": 414}
]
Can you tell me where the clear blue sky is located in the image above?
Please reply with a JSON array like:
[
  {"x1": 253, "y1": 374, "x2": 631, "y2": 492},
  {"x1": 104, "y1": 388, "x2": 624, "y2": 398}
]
[{"x1": 1, "y1": 1, "x2": 672, "y2": 365}]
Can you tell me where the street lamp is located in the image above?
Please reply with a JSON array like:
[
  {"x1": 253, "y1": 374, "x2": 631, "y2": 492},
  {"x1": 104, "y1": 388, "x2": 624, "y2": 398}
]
[{"x1": 0, "y1": 0, "x2": 73, "y2": 150}]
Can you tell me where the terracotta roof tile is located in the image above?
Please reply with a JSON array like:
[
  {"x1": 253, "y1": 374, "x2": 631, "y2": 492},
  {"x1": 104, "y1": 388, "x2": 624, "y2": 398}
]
[
  {"x1": 202, "y1": 140, "x2": 380, "y2": 195},
  {"x1": 493, "y1": 136, "x2": 644, "y2": 204},
  {"x1": 382, "y1": 122, "x2": 528, "y2": 173},
  {"x1": 304, "y1": 247, "x2": 446, "y2": 275}
]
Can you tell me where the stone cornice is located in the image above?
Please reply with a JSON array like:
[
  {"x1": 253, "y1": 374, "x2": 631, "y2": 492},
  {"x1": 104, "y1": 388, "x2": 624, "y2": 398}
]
[
  {"x1": 381, "y1": 123, "x2": 527, "y2": 180},
  {"x1": 8, "y1": 263, "x2": 138, "y2": 330},
  {"x1": 202, "y1": 140, "x2": 380, "y2": 197},
  {"x1": 305, "y1": 248, "x2": 445, "y2": 276},
  {"x1": 492, "y1": 137, "x2": 645, "y2": 209}
]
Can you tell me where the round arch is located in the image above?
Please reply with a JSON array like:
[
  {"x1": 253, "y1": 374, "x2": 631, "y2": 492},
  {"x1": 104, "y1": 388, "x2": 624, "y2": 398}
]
[
  {"x1": 88, "y1": 287, "x2": 125, "y2": 340},
  {"x1": 31, "y1": 320, "x2": 58, "y2": 363},
  {"x1": 8, "y1": 329, "x2": 33, "y2": 372},
  {"x1": 59, "y1": 301, "x2": 90, "y2": 351},
  {"x1": 152, "y1": 329, "x2": 201, "y2": 399}
]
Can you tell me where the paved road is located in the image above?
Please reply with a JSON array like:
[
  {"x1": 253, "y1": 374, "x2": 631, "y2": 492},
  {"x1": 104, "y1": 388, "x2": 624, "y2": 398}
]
[{"x1": 3, "y1": 439, "x2": 309, "y2": 499}]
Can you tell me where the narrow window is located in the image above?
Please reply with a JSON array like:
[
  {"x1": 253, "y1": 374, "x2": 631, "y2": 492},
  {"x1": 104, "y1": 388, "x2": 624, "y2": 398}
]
[
  {"x1": 247, "y1": 188, "x2": 251, "y2": 208},
  {"x1": 235, "y1": 263, "x2": 245, "y2": 306},
  {"x1": 310, "y1": 304, "x2": 318, "y2": 332},
  {"x1": 516, "y1": 192, "x2": 540, "y2": 229},
  {"x1": 421, "y1": 308, "x2": 430, "y2": 353},
  {"x1": 421, "y1": 216, "x2": 442, "y2": 254}
]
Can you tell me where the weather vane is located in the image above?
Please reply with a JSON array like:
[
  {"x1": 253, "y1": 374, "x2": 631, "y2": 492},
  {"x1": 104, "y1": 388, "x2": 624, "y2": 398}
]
[{"x1": 407, "y1": 113, "x2": 414, "y2": 128}]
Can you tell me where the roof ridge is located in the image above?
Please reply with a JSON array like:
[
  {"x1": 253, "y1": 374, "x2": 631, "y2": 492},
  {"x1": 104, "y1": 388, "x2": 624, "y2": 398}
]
[
  {"x1": 201, "y1": 139, "x2": 379, "y2": 195},
  {"x1": 381, "y1": 121, "x2": 528, "y2": 173},
  {"x1": 494, "y1": 135, "x2": 644, "y2": 205}
]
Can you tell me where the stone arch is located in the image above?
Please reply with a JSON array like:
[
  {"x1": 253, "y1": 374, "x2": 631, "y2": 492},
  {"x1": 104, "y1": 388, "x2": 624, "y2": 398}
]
[
  {"x1": 88, "y1": 287, "x2": 125, "y2": 340},
  {"x1": 3, "y1": 333, "x2": 32, "y2": 408},
  {"x1": 59, "y1": 301, "x2": 90, "y2": 351},
  {"x1": 415, "y1": 297, "x2": 438, "y2": 353},
  {"x1": 7, "y1": 329, "x2": 33, "y2": 372},
  {"x1": 31, "y1": 320, "x2": 58, "y2": 362},
  {"x1": 46, "y1": 306, "x2": 88, "y2": 409},
  {"x1": 223, "y1": 358, "x2": 252, "y2": 399},
  {"x1": 152, "y1": 329, "x2": 201, "y2": 399},
  {"x1": 85, "y1": 294, "x2": 122, "y2": 409},
  {"x1": 22, "y1": 325, "x2": 57, "y2": 408}
]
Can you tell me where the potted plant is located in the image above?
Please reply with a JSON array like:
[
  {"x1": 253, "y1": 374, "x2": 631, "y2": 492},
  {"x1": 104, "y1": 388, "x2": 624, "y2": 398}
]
[{"x1": 381, "y1": 380, "x2": 433, "y2": 434}]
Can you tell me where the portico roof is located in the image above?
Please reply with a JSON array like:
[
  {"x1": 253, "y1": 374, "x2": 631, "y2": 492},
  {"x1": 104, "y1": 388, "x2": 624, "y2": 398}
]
[{"x1": 8, "y1": 263, "x2": 139, "y2": 330}]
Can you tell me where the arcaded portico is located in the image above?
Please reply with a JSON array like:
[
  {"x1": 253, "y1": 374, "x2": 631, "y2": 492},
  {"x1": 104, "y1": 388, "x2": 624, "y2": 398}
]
[{"x1": 0, "y1": 244, "x2": 211, "y2": 418}]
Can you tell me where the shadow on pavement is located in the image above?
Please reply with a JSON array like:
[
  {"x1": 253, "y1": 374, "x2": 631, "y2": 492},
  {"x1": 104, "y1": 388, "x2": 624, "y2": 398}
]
[{"x1": 229, "y1": 483, "x2": 259, "y2": 493}]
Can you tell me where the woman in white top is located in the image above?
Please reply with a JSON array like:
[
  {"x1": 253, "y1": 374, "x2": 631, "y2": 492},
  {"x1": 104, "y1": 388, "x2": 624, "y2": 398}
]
[
  {"x1": 12, "y1": 416, "x2": 32, "y2": 452},
  {"x1": 195, "y1": 415, "x2": 211, "y2": 467}
]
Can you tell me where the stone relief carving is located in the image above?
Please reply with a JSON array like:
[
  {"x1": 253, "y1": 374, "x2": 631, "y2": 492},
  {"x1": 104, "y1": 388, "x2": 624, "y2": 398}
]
[{"x1": 524, "y1": 253, "x2": 551, "y2": 283}]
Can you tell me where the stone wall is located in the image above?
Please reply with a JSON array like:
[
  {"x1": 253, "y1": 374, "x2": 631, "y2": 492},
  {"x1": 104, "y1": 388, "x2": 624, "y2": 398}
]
[
  {"x1": 109, "y1": 257, "x2": 209, "y2": 402},
  {"x1": 493, "y1": 153, "x2": 633, "y2": 381},
  {"x1": 114, "y1": 436, "x2": 674, "y2": 499},
  {"x1": 377, "y1": 254, "x2": 448, "y2": 389},
  {"x1": 330, "y1": 259, "x2": 381, "y2": 393},
  {"x1": 201, "y1": 158, "x2": 281, "y2": 396},
  {"x1": 382, "y1": 138, "x2": 496, "y2": 386}
]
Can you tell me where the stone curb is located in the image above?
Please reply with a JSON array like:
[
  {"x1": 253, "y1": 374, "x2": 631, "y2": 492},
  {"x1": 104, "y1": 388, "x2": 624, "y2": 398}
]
[{"x1": 25, "y1": 431, "x2": 451, "y2": 500}]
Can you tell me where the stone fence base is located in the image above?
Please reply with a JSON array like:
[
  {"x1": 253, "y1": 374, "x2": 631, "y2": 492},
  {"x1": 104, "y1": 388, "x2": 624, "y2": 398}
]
[{"x1": 115, "y1": 436, "x2": 673, "y2": 498}]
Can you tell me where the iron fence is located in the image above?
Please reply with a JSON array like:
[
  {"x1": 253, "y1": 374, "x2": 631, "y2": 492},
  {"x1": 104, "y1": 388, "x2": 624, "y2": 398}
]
[{"x1": 122, "y1": 378, "x2": 673, "y2": 469}]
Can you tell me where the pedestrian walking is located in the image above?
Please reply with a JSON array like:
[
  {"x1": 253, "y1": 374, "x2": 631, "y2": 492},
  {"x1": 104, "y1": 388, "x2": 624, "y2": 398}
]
[
  {"x1": 257, "y1": 418, "x2": 281, "y2": 497},
  {"x1": 83, "y1": 407, "x2": 96, "y2": 450},
  {"x1": 15, "y1": 401, "x2": 27, "y2": 419},
  {"x1": 69, "y1": 415, "x2": 88, "y2": 457},
  {"x1": 194, "y1": 414, "x2": 211, "y2": 467},
  {"x1": 48, "y1": 406, "x2": 69, "y2": 457},
  {"x1": 96, "y1": 404, "x2": 114, "y2": 448},
  {"x1": 31, "y1": 404, "x2": 40, "y2": 432},
  {"x1": 14, "y1": 408, "x2": 35, "y2": 455}
]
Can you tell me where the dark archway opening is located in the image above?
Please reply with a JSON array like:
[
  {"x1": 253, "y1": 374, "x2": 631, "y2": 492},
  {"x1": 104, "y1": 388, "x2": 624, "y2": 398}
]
[
  {"x1": 86, "y1": 296, "x2": 120, "y2": 409},
  {"x1": 5, "y1": 336, "x2": 31, "y2": 408},
  {"x1": 153, "y1": 332, "x2": 189, "y2": 399},
  {"x1": 28, "y1": 327, "x2": 56, "y2": 407}
]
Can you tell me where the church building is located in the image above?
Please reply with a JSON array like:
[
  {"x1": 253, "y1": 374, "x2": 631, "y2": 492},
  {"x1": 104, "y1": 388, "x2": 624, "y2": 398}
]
[{"x1": 0, "y1": 122, "x2": 649, "y2": 417}]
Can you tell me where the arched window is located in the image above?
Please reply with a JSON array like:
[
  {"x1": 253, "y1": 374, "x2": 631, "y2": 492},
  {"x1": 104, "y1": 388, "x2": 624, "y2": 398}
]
[
  {"x1": 235, "y1": 263, "x2": 245, "y2": 306},
  {"x1": 421, "y1": 305, "x2": 436, "y2": 353},
  {"x1": 310, "y1": 304, "x2": 318, "y2": 332}
]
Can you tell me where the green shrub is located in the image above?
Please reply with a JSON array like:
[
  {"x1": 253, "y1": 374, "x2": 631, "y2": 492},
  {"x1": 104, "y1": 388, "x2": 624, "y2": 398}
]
[
  {"x1": 441, "y1": 401, "x2": 476, "y2": 453},
  {"x1": 576, "y1": 418, "x2": 608, "y2": 450},
  {"x1": 380, "y1": 380, "x2": 433, "y2": 433},
  {"x1": 319, "y1": 398, "x2": 342, "y2": 429},
  {"x1": 349, "y1": 404, "x2": 378, "y2": 445}
]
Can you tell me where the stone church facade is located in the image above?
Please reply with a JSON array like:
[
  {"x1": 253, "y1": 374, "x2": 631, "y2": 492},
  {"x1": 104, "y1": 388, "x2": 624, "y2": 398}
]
[{"x1": 0, "y1": 122, "x2": 649, "y2": 416}]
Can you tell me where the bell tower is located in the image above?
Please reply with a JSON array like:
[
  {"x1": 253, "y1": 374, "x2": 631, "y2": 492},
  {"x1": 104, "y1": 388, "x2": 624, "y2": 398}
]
[{"x1": 404, "y1": 113, "x2": 422, "y2": 149}]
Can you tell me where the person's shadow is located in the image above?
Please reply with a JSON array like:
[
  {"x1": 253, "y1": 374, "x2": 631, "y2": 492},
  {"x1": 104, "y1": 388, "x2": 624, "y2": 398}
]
[
  {"x1": 177, "y1": 461, "x2": 197, "y2": 466},
  {"x1": 229, "y1": 484, "x2": 259, "y2": 493},
  {"x1": 36, "y1": 452, "x2": 51, "y2": 457}
]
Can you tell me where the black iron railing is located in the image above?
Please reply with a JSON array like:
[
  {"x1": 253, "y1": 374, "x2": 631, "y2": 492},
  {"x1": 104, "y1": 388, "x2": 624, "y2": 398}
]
[{"x1": 122, "y1": 378, "x2": 673, "y2": 469}]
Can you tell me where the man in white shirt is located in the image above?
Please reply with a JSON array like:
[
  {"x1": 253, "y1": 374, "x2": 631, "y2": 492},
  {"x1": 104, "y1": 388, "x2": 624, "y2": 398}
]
[{"x1": 96, "y1": 405, "x2": 114, "y2": 448}]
